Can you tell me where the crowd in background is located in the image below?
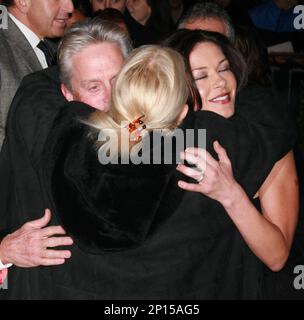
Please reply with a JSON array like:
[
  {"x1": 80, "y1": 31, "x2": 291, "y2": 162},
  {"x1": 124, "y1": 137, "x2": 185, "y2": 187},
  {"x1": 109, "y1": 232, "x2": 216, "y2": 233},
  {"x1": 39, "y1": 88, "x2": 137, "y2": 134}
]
[{"x1": 65, "y1": 0, "x2": 304, "y2": 51}]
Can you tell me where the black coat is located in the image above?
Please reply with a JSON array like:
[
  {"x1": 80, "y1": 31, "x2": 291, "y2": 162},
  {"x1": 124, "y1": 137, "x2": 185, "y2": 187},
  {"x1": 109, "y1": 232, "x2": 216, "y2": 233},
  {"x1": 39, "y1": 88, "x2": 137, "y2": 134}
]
[
  {"x1": 0, "y1": 66, "x2": 65, "y2": 231},
  {"x1": 37, "y1": 97, "x2": 295, "y2": 299},
  {"x1": 0, "y1": 66, "x2": 67, "y2": 299}
]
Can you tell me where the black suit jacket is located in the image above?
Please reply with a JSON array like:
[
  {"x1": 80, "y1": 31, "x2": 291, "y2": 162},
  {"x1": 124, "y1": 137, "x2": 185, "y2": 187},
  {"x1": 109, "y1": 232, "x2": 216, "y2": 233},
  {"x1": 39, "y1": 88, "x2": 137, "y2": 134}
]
[
  {"x1": 0, "y1": 66, "x2": 72, "y2": 299},
  {"x1": 0, "y1": 66, "x2": 66, "y2": 231}
]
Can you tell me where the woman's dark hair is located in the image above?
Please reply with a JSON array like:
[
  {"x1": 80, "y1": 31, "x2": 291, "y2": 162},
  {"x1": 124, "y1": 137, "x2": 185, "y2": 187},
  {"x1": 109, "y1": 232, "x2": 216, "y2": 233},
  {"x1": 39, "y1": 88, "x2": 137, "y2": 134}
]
[
  {"x1": 145, "y1": 0, "x2": 175, "y2": 41},
  {"x1": 234, "y1": 25, "x2": 272, "y2": 87},
  {"x1": 163, "y1": 29, "x2": 248, "y2": 110}
]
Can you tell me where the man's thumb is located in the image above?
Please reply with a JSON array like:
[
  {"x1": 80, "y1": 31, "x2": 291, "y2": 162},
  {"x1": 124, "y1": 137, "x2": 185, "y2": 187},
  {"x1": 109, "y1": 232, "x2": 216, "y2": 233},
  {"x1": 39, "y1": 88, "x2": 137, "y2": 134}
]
[{"x1": 26, "y1": 209, "x2": 52, "y2": 229}]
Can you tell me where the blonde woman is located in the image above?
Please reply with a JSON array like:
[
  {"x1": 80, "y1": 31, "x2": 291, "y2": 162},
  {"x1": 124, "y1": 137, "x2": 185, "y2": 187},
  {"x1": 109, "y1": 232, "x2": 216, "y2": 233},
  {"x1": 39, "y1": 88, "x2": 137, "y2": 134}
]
[{"x1": 42, "y1": 45, "x2": 195, "y2": 299}]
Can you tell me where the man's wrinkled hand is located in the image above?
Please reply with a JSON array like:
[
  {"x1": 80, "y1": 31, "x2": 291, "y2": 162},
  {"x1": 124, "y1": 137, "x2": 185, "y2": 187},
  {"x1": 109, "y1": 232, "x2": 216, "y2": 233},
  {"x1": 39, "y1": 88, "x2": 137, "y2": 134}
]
[{"x1": 0, "y1": 209, "x2": 73, "y2": 267}]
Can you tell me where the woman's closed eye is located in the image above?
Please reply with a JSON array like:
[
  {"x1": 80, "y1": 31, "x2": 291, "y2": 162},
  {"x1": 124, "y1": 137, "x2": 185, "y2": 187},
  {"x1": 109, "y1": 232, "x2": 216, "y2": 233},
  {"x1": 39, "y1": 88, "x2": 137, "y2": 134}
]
[
  {"x1": 218, "y1": 64, "x2": 231, "y2": 73},
  {"x1": 194, "y1": 74, "x2": 207, "y2": 81},
  {"x1": 219, "y1": 68, "x2": 230, "y2": 73}
]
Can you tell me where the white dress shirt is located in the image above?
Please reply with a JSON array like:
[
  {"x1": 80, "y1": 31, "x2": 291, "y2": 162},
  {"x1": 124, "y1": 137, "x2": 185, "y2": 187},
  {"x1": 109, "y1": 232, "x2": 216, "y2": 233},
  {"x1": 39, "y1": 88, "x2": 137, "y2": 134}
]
[
  {"x1": 9, "y1": 13, "x2": 48, "y2": 69},
  {"x1": 0, "y1": 259, "x2": 12, "y2": 270}
]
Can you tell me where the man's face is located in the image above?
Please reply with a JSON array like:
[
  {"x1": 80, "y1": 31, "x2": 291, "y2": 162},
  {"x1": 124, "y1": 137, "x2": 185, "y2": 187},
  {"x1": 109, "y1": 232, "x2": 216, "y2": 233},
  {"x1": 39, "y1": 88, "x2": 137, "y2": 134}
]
[
  {"x1": 126, "y1": 0, "x2": 151, "y2": 25},
  {"x1": 183, "y1": 18, "x2": 228, "y2": 37},
  {"x1": 62, "y1": 42, "x2": 125, "y2": 111},
  {"x1": 90, "y1": 0, "x2": 127, "y2": 13},
  {"x1": 26, "y1": 0, "x2": 74, "y2": 38}
]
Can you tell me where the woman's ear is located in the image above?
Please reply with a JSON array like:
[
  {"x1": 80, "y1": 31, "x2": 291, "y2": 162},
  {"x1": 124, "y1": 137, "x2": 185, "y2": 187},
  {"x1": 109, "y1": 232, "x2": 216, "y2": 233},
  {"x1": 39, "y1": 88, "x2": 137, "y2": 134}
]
[{"x1": 177, "y1": 104, "x2": 189, "y2": 125}]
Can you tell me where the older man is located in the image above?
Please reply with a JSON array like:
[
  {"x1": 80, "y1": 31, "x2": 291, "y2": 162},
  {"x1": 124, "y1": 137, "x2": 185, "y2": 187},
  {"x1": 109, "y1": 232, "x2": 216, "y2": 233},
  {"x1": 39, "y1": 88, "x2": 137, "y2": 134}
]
[
  {"x1": 178, "y1": 1, "x2": 235, "y2": 42},
  {"x1": 0, "y1": 18, "x2": 132, "y2": 299},
  {"x1": 58, "y1": 20, "x2": 129, "y2": 110},
  {"x1": 0, "y1": 0, "x2": 74, "y2": 148}
]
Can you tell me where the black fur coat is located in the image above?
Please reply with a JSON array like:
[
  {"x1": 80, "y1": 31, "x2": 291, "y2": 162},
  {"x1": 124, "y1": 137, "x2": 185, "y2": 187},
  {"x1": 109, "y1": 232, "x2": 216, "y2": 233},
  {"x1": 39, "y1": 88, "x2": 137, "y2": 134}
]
[
  {"x1": 42, "y1": 95, "x2": 296, "y2": 255},
  {"x1": 37, "y1": 91, "x2": 296, "y2": 299}
]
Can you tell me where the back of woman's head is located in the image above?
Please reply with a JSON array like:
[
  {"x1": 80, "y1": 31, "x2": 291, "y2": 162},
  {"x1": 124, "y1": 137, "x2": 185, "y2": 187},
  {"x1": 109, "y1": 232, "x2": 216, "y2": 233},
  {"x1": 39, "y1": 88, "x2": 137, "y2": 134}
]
[{"x1": 90, "y1": 45, "x2": 189, "y2": 150}]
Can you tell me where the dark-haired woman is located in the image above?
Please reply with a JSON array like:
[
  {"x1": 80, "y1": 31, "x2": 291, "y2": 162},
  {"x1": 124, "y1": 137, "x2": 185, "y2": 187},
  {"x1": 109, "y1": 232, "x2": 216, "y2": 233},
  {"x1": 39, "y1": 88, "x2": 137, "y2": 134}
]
[{"x1": 165, "y1": 29, "x2": 299, "y2": 298}]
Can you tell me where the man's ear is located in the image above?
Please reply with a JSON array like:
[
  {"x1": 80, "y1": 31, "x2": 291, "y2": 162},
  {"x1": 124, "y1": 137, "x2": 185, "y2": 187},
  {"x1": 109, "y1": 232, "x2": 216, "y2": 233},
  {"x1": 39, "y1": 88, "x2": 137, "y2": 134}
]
[
  {"x1": 13, "y1": 0, "x2": 31, "y2": 14},
  {"x1": 177, "y1": 104, "x2": 189, "y2": 125},
  {"x1": 61, "y1": 84, "x2": 74, "y2": 102}
]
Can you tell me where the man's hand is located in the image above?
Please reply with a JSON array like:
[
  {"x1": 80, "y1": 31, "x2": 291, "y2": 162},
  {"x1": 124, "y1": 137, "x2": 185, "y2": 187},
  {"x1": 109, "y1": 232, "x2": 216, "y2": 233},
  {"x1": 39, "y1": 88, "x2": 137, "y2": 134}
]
[{"x1": 0, "y1": 209, "x2": 73, "y2": 267}]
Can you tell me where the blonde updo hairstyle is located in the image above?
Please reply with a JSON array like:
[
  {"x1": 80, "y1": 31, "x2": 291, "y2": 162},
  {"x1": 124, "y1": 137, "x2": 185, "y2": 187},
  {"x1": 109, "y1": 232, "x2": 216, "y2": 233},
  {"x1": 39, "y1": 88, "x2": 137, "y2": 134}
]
[{"x1": 89, "y1": 45, "x2": 189, "y2": 151}]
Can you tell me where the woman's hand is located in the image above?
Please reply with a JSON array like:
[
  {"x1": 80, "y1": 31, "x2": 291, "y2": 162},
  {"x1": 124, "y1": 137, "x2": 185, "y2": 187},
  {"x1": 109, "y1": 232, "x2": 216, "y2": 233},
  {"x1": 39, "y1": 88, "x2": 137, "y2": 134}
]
[
  {"x1": 177, "y1": 144, "x2": 299, "y2": 271},
  {"x1": 177, "y1": 140, "x2": 243, "y2": 208}
]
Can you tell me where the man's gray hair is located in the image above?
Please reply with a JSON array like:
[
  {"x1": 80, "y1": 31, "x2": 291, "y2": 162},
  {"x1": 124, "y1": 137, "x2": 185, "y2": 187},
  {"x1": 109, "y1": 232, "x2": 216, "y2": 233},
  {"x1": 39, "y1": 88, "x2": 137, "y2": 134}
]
[
  {"x1": 58, "y1": 17, "x2": 133, "y2": 90},
  {"x1": 178, "y1": 2, "x2": 235, "y2": 42}
]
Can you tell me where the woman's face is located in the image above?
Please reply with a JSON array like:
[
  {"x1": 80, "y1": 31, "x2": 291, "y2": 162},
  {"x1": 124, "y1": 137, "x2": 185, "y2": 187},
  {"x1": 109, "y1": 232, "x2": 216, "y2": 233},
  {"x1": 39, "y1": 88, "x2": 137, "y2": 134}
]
[
  {"x1": 190, "y1": 42, "x2": 237, "y2": 118},
  {"x1": 90, "y1": 0, "x2": 127, "y2": 13},
  {"x1": 126, "y1": 0, "x2": 151, "y2": 25}
]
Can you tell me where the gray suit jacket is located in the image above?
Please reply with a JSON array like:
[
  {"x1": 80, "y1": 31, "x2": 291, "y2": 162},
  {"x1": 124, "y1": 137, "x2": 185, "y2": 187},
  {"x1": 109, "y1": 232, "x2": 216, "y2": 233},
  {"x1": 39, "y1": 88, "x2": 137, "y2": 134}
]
[{"x1": 0, "y1": 16, "x2": 42, "y2": 148}]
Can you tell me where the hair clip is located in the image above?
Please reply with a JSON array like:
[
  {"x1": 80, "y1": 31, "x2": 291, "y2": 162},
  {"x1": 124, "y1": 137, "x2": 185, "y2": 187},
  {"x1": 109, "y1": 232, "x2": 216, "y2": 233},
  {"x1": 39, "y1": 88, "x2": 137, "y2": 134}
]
[{"x1": 128, "y1": 115, "x2": 146, "y2": 142}]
